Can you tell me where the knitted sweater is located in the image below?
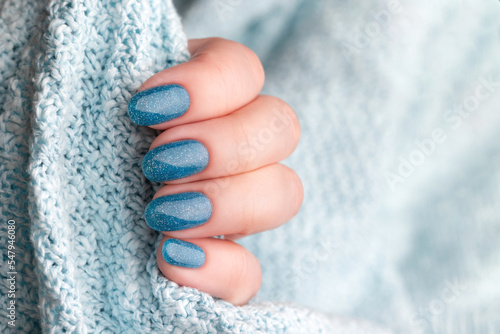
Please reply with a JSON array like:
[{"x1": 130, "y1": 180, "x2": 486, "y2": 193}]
[{"x1": 1, "y1": 0, "x2": 499, "y2": 333}]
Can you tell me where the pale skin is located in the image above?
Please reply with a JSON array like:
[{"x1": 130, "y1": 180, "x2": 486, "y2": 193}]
[{"x1": 139, "y1": 37, "x2": 303, "y2": 305}]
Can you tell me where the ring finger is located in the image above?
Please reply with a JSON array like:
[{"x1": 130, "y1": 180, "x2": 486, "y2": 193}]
[{"x1": 145, "y1": 163, "x2": 303, "y2": 239}]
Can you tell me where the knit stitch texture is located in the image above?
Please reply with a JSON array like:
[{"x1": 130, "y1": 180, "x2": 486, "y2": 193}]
[
  {"x1": 2, "y1": 0, "x2": 500, "y2": 333},
  {"x1": 0, "y1": 0, "x2": 369, "y2": 332}
]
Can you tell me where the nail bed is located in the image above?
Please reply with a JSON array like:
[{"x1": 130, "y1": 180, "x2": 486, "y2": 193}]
[
  {"x1": 145, "y1": 192, "x2": 212, "y2": 231},
  {"x1": 142, "y1": 139, "x2": 209, "y2": 182},
  {"x1": 162, "y1": 239, "x2": 205, "y2": 268},
  {"x1": 128, "y1": 84, "x2": 190, "y2": 126}
]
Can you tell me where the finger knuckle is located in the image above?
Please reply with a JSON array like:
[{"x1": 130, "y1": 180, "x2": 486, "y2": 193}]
[
  {"x1": 230, "y1": 248, "x2": 250, "y2": 287},
  {"x1": 239, "y1": 195, "x2": 256, "y2": 236},
  {"x1": 195, "y1": 39, "x2": 264, "y2": 98},
  {"x1": 265, "y1": 96, "x2": 301, "y2": 146},
  {"x1": 284, "y1": 166, "x2": 304, "y2": 215},
  {"x1": 241, "y1": 46, "x2": 265, "y2": 88},
  {"x1": 227, "y1": 247, "x2": 260, "y2": 304},
  {"x1": 224, "y1": 40, "x2": 264, "y2": 87}
]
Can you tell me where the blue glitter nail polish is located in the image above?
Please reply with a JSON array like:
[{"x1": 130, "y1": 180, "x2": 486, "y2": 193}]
[
  {"x1": 162, "y1": 239, "x2": 205, "y2": 268},
  {"x1": 128, "y1": 85, "x2": 190, "y2": 126},
  {"x1": 145, "y1": 192, "x2": 212, "y2": 231},
  {"x1": 142, "y1": 140, "x2": 209, "y2": 182}
]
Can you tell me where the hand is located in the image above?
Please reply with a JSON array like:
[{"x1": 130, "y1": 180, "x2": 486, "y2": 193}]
[{"x1": 128, "y1": 38, "x2": 302, "y2": 305}]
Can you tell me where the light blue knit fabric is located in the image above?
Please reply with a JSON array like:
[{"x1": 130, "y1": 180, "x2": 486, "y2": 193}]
[
  {"x1": 1, "y1": 0, "x2": 499, "y2": 333},
  {"x1": 0, "y1": 0, "x2": 385, "y2": 333},
  {"x1": 180, "y1": 0, "x2": 500, "y2": 332}
]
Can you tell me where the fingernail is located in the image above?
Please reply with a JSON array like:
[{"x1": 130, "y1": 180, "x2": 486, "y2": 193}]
[
  {"x1": 162, "y1": 239, "x2": 205, "y2": 268},
  {"x1": 142, "y1": 140, "x2": 209, "y2": 182},
  {"x1": 145, "y1": 192, "x2": 212, "y2": 231},
  {"x1": 128, "y1": 84, "x2": 190, "y2": 126}
]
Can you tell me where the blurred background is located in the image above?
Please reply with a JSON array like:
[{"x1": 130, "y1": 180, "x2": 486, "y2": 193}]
[{"x1": 175, "y1": 0, "x2": 500, "y2": 332}]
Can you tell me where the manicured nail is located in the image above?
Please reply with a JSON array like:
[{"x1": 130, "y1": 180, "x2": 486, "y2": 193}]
[
  {"x1": 145, "y1": 192, "x2": 212, "y2": 231},
  {"x1": 162, "y1": 239, "x2": 205, "y2": 268},
  {"x1": 142, "y1": 140, "x2": 209, "y2": 182},
  {"x1": 128, "y1": 84, "x2": 190, "y2": 126}
]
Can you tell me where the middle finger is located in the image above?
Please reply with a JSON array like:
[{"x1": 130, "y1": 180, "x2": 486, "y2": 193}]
[{"x1": 142, "y1": 95, "x2": 300, "y2": 183}]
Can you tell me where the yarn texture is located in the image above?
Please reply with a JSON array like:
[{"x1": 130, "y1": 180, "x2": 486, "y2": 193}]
[
  {"x1": 2, "y1": 0, "x2": 500, "y2": 333},
  {"x1": 0, "y1": 0, "x2": 362, "y2": 333}
]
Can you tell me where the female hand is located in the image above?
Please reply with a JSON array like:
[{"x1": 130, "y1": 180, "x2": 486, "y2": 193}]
[{"x1": 128, "y1": 38, "x2": 302, "y2": 305}]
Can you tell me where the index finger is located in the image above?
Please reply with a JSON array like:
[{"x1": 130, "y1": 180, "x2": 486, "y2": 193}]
[{"x1": 128, "y1": 38, "x2": 265, "y2": 129}]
